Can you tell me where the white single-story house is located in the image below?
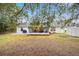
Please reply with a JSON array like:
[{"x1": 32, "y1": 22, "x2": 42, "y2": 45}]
[
  {"x1": 16, "y1": 18, "x2": 49, "y2": 35},
  {"x1": 16, "y1": 17, "x2": 79, "y2": 37},
  {"x1": 17, "y1": 22, "x2": 79, "y2": 37}
]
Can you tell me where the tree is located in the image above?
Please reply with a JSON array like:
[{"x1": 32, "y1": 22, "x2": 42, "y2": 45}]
[
  {"x1": 61, "y1": 3, "x2": 79, "y2": 27},
  {"x1": 0, "y1": 3, "x2": 20, "y2": 33}
]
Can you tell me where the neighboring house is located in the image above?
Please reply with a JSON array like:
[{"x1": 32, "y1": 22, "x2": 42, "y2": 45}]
[
  {"x1": 55, "y1": 20, "x2": 79, "y2": 37},
  {"x1": 65, "y1": 20, "x2": 79, "y2": 37}
]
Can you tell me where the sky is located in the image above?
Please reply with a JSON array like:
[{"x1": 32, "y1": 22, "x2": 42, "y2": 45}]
[
  {"x1": 16, "y1": 3, "x2": 24, "y2": 8},
  {"x1": 16, "y1": 3, "x2": 79, "y2": 24},
  {"x1": 16, "y1": 3, "x2": 32, "y2": 17},
  {"x1": 16, "y1": 3, "x2": 71, "y2": 18}
]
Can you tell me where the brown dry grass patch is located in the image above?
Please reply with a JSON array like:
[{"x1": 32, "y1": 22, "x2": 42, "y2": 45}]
[{"x1": 0, "y1": 33, "x2": 79, "y2": 56}]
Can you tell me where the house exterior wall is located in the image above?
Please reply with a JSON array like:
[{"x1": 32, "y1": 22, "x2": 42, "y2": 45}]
[
  {"x1": 17, "y1": 27, "x2": 49, "y2": 34},
  {"x1": 55, "y1": 28, "x2": 65, "y2": 33},
  {"x1": 16, "y1": 27, "x2": 29, "y2": 34},
  {"x1": 66, "y1": 27, "x2": 79, "y2": 37},
  {"x1": 55, "y1": 27, "x2": 79, "y2": 37},
  {"x1": 16, "y1": 26, "x2": 79, "y2": 37}
]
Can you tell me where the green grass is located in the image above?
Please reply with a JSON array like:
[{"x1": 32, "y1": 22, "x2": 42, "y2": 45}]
[{"x1": 0, "y1": 33, "x2": 79, "y2": 55}]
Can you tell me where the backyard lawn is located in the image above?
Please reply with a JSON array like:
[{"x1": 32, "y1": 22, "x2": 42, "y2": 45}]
[{"x1": 0, "y1": 33, "x2": 79, "y2": 56}]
